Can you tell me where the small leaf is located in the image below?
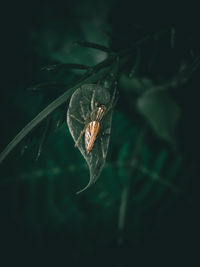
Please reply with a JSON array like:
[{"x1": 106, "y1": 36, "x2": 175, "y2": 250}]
[
  {"x1": 137, "y1": 89, "x2": 180, "y2": 144},
  {"x1": 67, "y1": 84, "x2": 115, "y2": 193}
]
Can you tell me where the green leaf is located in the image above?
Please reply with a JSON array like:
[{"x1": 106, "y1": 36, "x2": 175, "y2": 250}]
[
  {"x1": 67, "y1": 84, "x2": 115, "y2": 193},
  {"x1": 137, "y1": 89, "x2": 180, "y2": 144}
]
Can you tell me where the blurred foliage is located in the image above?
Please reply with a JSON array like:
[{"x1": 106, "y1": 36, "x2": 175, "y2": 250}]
[{"x1": 1, "y1": 0, "x2": 200, "y2": 266}]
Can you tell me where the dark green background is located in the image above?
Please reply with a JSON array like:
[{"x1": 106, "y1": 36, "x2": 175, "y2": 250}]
[{"x1": 1, "y1": 1, "x2": 200, "y2": 266}]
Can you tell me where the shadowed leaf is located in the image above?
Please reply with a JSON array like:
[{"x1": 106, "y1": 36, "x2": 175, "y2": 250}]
[{"x1": 137, "y1": 89, "x2": 180, "y2": 144}]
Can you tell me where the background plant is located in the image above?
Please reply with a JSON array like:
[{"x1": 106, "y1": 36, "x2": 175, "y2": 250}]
[{"x1": 1, "y1": 1, "x2": 200, "y2": 266}]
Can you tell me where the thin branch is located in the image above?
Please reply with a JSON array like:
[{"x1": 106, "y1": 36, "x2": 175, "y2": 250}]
[
  {"x1": 41, "y1": 63, "x2": 90, "y2": 71},
  {"x1": 118, "y1": 184, "x2": 129, "y2": 245},
  {"x1": 74, "y1": 41, "x2": 112, "y2": 53},
  {"x1": 117, "y1": 126, "x2": 147, "y2": 244}
]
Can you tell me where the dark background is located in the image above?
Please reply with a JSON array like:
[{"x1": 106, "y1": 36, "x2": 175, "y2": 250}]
[{"x1": 1, "y1": 1, "x2": 200, "y2": 266}]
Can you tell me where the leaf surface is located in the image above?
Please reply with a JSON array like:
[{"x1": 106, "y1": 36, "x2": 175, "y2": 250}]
[{"x1": 67, "y1": 84, "x2": 113, "y2": 193}]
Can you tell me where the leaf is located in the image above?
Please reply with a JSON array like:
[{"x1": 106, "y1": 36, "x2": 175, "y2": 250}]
[
  {"x1": 67, "y1": 84, "x2": 114, "y2": 193},
  {"x1": 137, "y1": 89, "x2": 180, "y2": 144}
]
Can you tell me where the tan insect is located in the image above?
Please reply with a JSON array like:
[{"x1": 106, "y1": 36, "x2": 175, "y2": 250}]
[{"x1": 69, "y1": 86, "x2": 116, "y2": 158}]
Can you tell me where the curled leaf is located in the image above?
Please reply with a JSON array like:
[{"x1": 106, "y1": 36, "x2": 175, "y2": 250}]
[{"x1": 67, "y1": 84, "x2": 115, "y2": 193}]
